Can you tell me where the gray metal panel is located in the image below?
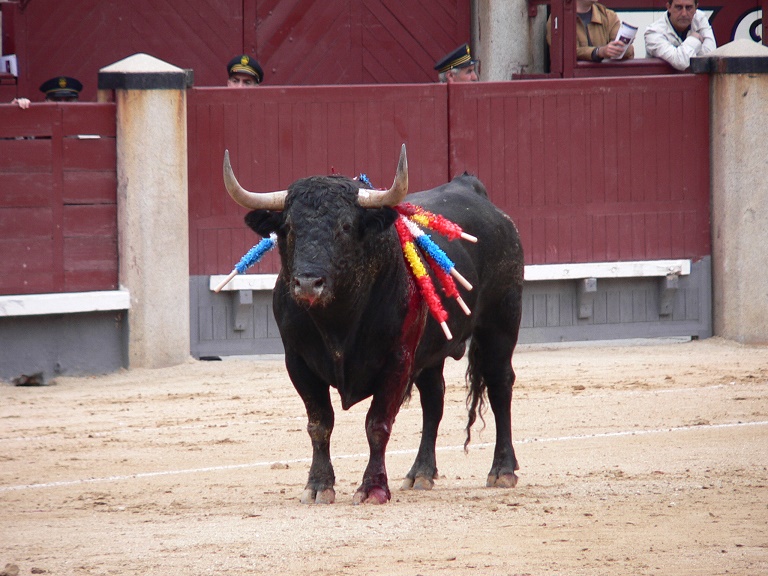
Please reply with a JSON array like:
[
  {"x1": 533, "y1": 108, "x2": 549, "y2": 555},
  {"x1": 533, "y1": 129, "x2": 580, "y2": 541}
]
[
  {"x1": 190, "y1": 277, "x2": 284, "y2": 358},
  {"x1": 519, "y1": 257, "x2": 712, "y2": 344},
  {"x1": 188, "y1": 257, "x2": 712, "y2": 357},
  {"x1": 0, "y1": 311, "x2": 128, "y2": 383}
]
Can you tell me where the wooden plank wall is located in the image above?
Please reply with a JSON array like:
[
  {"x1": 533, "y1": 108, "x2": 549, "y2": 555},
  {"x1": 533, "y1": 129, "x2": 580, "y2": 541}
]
[
  {"x1": 187, "y1": 84, "x2": 450, "y2": 276},
  {"x1": 448, "y1": 75, "x2": 711, "y2": 264},
  {"x1": 3, "y1": 0, "x2": 469, "y2": 102},
  {"x1": 0, "y1": 103, "x2": 117, "y2": 296},
  {"x1": 1, "y1": 74, "x2": 712, "y2": 296}
]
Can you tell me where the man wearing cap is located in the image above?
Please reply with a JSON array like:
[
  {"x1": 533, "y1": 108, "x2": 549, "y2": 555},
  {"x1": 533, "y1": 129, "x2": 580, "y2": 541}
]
[
  {"x1": 11, "y1": 75, "x2": 83, "y2": 108},
  {"x1": 227, "y1": 54, "x2": 264, "y2": 87},
  {"x1": 434, "y1": 43, "x2": 479, "y2": 83}
]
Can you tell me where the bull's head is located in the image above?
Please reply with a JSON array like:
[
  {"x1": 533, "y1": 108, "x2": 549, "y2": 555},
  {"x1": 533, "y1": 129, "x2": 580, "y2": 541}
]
[{"x1": 224, "y1": 146, "x2": 409, "y2": 307}]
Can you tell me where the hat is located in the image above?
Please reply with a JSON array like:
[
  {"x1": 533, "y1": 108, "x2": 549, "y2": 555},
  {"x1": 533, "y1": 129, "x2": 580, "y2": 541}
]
[
  {"x1": 434, "y1": 43, "x2": 478, "y2": 73},
  {"x1": 227, "y1": 54, "x2": 264, "y2": 84},
  {"x1": 39, "y1": 76, "x2": 82, "y2": 100}
]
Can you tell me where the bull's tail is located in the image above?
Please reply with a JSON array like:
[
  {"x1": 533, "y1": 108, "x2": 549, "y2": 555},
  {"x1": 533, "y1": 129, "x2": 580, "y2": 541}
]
[{"x1": 464, "y1": 336, "x2": 487, "y2": 451}]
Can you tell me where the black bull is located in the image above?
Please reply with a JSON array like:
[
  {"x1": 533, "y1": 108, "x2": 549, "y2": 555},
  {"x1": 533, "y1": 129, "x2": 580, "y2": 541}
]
[{"x1": 224, "y1": 146, "x2": 524, "y2": 504}]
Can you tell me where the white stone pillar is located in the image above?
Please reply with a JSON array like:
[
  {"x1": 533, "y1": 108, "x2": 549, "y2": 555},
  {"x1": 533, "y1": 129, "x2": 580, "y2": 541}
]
[
  {"x1": 475, "y1": 0, "x2": 546, "y2": 80},
  {"x1": 98, "y1": 54, "x2": 192, "y2": 367},
  {"x1": 693, "y1": 40, "x2": 768, "y2": 344}
]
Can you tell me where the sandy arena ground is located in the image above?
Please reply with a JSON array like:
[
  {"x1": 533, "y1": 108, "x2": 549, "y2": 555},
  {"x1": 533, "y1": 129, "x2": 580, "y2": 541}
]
[{"x1": 1, "y1": 337, "x2": 767, "y2": 575}]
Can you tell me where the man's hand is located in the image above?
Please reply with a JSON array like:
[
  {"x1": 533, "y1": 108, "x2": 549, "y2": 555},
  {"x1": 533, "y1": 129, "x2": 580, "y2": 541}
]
[
  {"x1": 11, "y1": 97, "x2": 31, "y2": 109},
  {"x1": 599, "y1": 40, "x2": 630, "y2": 59},
  {"x1": 689, "y1": 31, "x2": 704, "y2": 43}
]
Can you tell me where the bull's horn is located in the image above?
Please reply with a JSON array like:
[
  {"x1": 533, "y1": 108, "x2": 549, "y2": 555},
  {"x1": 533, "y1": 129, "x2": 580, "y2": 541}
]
[
  {"x1": 223, "y1": 150, "x2": 287, "y2": 211},
  {"x1": 357, "y1": 144, "x2": 408, "y2": 207}
]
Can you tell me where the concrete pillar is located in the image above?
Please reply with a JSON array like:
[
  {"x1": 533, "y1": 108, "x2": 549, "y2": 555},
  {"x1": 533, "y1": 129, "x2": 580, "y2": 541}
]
[
  {"x1": 475, "y1": 0, "x2": 546, "y2": 80},
  {"x1": 98, "y1": 54, "x2": 193, "y2": 367},
  {"x1": 692, "y1": 40, "x2": 768, "y2": 344}
]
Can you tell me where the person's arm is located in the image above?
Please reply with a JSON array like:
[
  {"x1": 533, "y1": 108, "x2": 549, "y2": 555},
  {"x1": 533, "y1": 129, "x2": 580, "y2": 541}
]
[
  {"x1": 644, "y1": 21, "x2": 699, "y2": 71},
  {"x1": 692, "y1": 11, "x2": 717, "y2": 55},
  {"x1": 546, "y1": 14, "x2": 553, "y2": 47},
  {"x1": 578, "y1": 45, "x2": 598, "y2": 61}
]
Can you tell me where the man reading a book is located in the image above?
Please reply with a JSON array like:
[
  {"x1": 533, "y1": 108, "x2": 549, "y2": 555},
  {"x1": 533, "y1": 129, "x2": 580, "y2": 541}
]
[
  {"x1": 644, "y1": 0, "x2": 716, "y2": 71},
  {"x1": 546, "y1": 0, "x2": 635, "y2": 62}
]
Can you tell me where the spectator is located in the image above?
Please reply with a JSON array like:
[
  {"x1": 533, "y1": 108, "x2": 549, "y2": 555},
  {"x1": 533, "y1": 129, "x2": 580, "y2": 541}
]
[
  {"x1": 11, "y1": 75, "x2": 83, "y2": 108},
  {"x1": 644, "y1": 0, "x2": 716, "y2": 71},
  {"x1": 227, "y1": 54, "x2": 264, "y2": 87},
  {"x1": 434, "y1": 43, "x2": 479, "y2": 83},
  {"x1": 547, "y1": 0, "x2": 635, "y2": 62},
  {"x1": 40, "y1": 76, "x2": 82, "y2": 101}
]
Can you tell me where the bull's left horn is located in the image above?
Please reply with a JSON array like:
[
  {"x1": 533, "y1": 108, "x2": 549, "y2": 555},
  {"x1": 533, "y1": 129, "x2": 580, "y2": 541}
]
[
  {"x1": 358, "y1": 143, "x2": 408, "y2": 207},
  {"x1": 223, "y1": 150, "x2": 287, "y2": 211}
]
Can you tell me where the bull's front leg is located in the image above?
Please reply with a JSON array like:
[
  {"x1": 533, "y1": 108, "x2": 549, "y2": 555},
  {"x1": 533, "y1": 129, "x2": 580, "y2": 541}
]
[
  {"x1": 353, "y1": 282, "x2": 425, "y2": 504},
  {"x1": 287, "y1": 355, "x2": 337, "y2": 504},
  {"x1": 301, "y1": 391, "x2": 336, "y2": 504},
  {"x1": 353, "y1": 390, "x2": 402, "y2": 505}
]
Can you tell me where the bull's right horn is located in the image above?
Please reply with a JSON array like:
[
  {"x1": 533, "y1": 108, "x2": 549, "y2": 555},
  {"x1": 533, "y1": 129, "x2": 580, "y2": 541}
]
[
  {"x1": 223, "y1": 150, "x2": 287, "y2": 211},
  {"x1": 358, "y1": 144, "x2": 409, "y2": 207}
]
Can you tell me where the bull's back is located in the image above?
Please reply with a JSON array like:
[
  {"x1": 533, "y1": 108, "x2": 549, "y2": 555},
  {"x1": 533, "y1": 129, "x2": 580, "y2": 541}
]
[{"x1": 408, "y1": 174, "x2": 523, "y2": 285}]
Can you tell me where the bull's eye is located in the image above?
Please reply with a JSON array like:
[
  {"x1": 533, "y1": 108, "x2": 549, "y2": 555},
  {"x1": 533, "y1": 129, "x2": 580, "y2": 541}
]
[{"x1": 341, "y1": 222, "x2": 352, "y2": 233}]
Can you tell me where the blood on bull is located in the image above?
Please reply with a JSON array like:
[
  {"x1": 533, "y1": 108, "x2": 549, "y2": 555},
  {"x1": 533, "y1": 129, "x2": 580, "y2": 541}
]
[{"x1": 222, "y1": 144, "x2": 525, "y2": 504}]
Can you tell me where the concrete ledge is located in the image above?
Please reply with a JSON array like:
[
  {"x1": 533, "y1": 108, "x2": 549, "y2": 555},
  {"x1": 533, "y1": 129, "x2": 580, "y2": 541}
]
[
  {"x1": 691, "y1": 39, "x2": 768, "y2": 75},
  {"x1": 209, "y1": 274, "x2": 279, "y2": 291},
  {"x1": 0, "y1": 290, "x2": 130, "y2": 317},
  {"x1": 209, "y1": 260, "x2": 691, "y2": 292},
  {"x1": 523, "y1": 260, "x2": 691, "y2": 282}
]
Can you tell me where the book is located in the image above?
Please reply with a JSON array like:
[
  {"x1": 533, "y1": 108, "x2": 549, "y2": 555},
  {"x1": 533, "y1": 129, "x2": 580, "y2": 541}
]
[{"x1": 613, "y1": 22, "x2": 638, "y2": 59}]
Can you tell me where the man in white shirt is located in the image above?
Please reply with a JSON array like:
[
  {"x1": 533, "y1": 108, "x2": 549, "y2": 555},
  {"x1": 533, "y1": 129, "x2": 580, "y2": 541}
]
[{"x1": 644, "y1": 0, "x2": 716, "y2": 71}]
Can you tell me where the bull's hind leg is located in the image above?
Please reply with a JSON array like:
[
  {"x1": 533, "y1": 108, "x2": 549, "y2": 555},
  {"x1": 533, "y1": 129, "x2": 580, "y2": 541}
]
[
  {"x1": 469, "y1": 318, "x2": 521, "y2": 488},
  {"x1": 402, "y1": 362, "x2": 445, "y2": 490}
]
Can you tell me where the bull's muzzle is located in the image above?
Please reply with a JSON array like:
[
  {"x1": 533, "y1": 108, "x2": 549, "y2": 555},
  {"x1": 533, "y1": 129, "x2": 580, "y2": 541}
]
[{"x1": 292, "y1": 273, "x2": 327, "y2": 305}]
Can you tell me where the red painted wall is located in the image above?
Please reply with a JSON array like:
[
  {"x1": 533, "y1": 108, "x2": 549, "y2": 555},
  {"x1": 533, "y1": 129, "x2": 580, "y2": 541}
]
[
  {"x1": 0, "y1": 103, "x2": 117, "y2": 296},
  {"x1": 187, "y1": 84, "x2": 450, "y2": 276},
  {"x1": 0, "y1": 75, "x2": 711, "y2": 296},
  {"x1": 188, "y1": 74, "x2": 711, "y2": 276},
  {"x1": 0, "y1": 0, "x2": 470, "y2": 102},
  {"x1": 448, "y1": 75, "x2": 711, "y2": 264}
]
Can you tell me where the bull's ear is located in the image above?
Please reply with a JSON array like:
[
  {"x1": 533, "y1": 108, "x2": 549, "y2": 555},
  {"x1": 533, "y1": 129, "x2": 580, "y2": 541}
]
[
  {"x1": 359, "y1": 206, "x2": 398, "y2": 237},
  {"x1": 245, "y1": 210, "x2": 283, "y2": 237}
]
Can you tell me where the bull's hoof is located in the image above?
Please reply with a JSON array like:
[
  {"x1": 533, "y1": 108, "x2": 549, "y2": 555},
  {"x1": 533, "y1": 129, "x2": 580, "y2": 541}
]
[
  {"x1": 486, "y1": 472, "x2": 518, "y2": 488},
  {"x1": 300, "y1": 487, "x2": 336, "y2": 504},
  {"x1": 401, "y1": 476, "x2": 435, "y2": 490},
  {"x1": 353, "y1": 486, "x2": 390, "y2": 505}
]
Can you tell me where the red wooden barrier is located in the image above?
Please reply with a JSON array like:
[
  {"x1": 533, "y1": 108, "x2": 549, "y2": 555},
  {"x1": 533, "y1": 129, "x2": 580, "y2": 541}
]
[
  {"x1": 448, "y1": 75, "x2": 710, "y2": 264},
  {"x1": 0, "y1": 103, "x2": 117, "y2": 296},
  {"x1": 1, "y1": 76, "x2": 713, "y2": 295},
  {"x1": 187, "y1": 84, "x2": 450, "y2": 276}
]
